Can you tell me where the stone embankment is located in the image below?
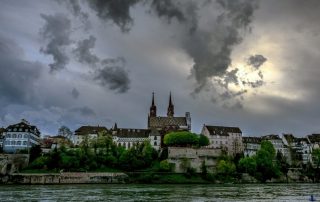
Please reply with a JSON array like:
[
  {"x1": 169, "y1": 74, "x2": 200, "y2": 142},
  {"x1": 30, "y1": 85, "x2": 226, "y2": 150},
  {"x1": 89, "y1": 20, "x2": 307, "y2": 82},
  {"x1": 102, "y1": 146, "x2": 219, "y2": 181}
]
[{"x1": 0, "y1": 172, "x2": 128, "y2": 184}]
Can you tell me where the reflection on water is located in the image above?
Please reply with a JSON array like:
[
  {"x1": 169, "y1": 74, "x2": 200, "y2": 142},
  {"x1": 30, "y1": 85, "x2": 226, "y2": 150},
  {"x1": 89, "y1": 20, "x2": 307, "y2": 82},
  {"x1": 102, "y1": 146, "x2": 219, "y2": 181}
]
[{"x1": 0, "y1": 183, "x2": 319, "y2": 201}]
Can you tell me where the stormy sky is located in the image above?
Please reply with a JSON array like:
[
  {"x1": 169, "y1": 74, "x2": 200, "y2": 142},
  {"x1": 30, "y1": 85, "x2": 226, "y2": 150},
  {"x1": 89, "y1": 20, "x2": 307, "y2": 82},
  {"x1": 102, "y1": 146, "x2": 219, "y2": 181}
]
[{"x1": 1, "y1": 0, "x2": 320, "y2": 137}]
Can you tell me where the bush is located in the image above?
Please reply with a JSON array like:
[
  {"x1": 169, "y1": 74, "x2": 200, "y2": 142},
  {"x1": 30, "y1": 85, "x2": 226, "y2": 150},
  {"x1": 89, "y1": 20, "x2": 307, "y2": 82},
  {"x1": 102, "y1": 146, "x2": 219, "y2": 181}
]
[
  {"x1": 199, "y1": 135, "x2": 210, "y2": 146},
  {"x1": 164, "y1": 131, "x2": 199, "y2": 147},
  {"x1": 159, "y1": 160, "x2": 171, "y2": 172}
]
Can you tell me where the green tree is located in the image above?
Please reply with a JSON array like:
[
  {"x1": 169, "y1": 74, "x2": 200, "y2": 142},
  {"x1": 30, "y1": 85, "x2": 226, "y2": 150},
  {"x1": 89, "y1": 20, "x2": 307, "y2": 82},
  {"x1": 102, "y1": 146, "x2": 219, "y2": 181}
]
[
  {"x1": 238, "y1": 156, "x2": 257, "y2": 176},
  {"x1": 159, "y1": 160, "x2": 171, "y2": 172},
  {"x1": 29, "y1": 145, "x2": 42, "y2": 163},
  {"x1": 312, "y1": 148, "x2": 320, "y2": 168},
  {"x1": 199, "y1": 135, "x2": 210, "y2": 147},
  {"x1": 164, "y1": 131, "x2": 199, "y2": 147},
  {"x1": 217, "y1": 160, "x2": 236, "y2": 176}
]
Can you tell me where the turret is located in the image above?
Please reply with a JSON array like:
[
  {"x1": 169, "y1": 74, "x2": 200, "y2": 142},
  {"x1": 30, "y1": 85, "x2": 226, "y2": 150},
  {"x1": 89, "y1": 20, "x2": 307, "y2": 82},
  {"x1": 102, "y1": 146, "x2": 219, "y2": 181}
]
[
  {"x1": 167, "y1": 92, "x2": 174, "y2": 117},
  {"x1": 149, "y1": 92, "x2": 157, "y2": 117}
]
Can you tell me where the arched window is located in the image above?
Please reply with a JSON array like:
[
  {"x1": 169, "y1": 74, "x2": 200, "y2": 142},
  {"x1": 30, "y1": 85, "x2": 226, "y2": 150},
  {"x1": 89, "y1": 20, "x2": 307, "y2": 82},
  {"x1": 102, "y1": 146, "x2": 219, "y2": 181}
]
[
  {"x1": 128, "y1": 142, "x2": 131, "y2": 148},
  {"x1": 154, "y1": 136, "x2": 157, "y2": 140},
  {"x1": 154, "y1": 142, "x2": 157, "y2": 146},
  {"x1": 12, "y1": 134, "x2": 17, "y2": 138},
  {"x1": 6, "y1": 134, "x2": 11, "y2": 138},
  {"x1": 18, "y1": 134, "x2": 22, "y2": 138},
  {"x1": 17, "y1": 141, "x2": 21, "y2": 145}
]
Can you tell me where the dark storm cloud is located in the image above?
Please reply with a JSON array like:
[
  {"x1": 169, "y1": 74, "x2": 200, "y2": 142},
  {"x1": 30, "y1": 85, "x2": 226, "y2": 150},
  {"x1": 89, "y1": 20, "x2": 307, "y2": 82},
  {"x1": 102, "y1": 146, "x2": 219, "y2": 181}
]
[
  {"x1": 247, "y1": 54, "x2": 267, "y2": 68},
  {"x1": 71, "y1": 88, "x2": 80, "y2": 99},
  {"x1": 187, "y1": 0, "x2": 258, "y2": 92},
  {"x1": 150, "y1": 0, "x2": 186, "y2": 23},
  {"x1": 40, "y1": 13, "x2": 72, "y2": 72},
  {"x1": 86, "y1": 0, "x2": 140, "y2": 32},
  {"x1": 73, "y1": 35, "x2": 100, "y2": 66},
  {"x1": 94, "y1": 57, "x2": 130, "y2": 93},
  {"x1": 0, "y1": 35, "x2": 42, "y2": 105}
]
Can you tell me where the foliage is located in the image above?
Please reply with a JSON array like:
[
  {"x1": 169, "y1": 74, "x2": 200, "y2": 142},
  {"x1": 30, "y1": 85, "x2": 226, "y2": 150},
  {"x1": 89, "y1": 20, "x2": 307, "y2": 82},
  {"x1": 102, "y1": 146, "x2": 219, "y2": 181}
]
[
  {"x1": 238, "y1": 156, "x2": 257, "y2": 175},
  {"x1": 29, "y1": 145, "x2": 42, "y2": 163},
  {"x1": 312, "y1": 148, "x2": 320, "y2": 168},
  {"x1": 164, "y1": 131, "x2": 199, "y2": 147},
  {"x1": 159, "y1": 160, "x2": 171, "y2": 172},
  {"x1": 216, "y1": 160, "x2": 236, "y2": 176},
  {"x1": 201, "y1": 160, "x2": 207, "y2": 176},
  {"x1": 199, "y1": 135, "x2": 210, "y2": 146}
]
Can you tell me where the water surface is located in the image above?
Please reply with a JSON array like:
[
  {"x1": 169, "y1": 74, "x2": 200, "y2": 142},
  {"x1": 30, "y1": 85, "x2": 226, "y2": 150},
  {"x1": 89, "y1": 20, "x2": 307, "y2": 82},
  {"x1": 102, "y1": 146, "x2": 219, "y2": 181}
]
[{"x1": 0, "y1": 183, "x2": 319, "y2": 201}]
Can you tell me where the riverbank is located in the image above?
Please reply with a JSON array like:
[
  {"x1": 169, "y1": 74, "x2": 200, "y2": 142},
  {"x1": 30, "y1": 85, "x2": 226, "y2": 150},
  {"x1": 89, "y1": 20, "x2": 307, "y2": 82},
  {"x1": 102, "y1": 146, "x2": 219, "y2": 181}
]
[{"x1": 0, "y1": 172, "x2": 128, "y2": 184}]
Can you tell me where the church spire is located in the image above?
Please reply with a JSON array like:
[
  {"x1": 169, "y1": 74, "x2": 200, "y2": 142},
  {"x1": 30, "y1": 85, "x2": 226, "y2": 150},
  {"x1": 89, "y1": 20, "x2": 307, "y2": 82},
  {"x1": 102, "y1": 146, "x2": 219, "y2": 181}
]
[
  {"x1": 167, "y1": 92, "x2": 174, "y2": 117},
  {"x1": 149, "y1": 92, "x2": 157, "y2": 117}
]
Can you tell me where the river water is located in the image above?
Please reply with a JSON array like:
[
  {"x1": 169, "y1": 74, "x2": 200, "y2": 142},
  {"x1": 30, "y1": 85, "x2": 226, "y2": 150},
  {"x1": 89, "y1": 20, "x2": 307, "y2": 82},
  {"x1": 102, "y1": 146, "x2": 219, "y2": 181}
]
[{"x1": 0, "y1": 183, "x2": 319, "y2": 201}]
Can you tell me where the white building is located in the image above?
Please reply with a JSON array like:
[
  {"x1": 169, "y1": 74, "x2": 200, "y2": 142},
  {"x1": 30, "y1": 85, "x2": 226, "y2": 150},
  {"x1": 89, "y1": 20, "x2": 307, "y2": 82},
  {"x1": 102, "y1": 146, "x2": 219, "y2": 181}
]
[
  {"x1": 243, "y1": 136, "x2": 262, "y2": 157},
  {"x1": 111, "y1": 123, "x2": 161, "y2": 150},
  {"x1": 3, "y1": 119, "x2": 40, "y2": 153},
  {"x1": 201, "y1": 125, "x2": 243, "y2": 156},
  {"x1": 282, "y1": 134, "x2": 312, "y2": 165},
  {"x1": 0, "y1": 128, "x2": 5, "y2": 151},
  {"x1": 262, "y1": 134, "x2": 291, "y2": 163},
  {"x1": 73, "y1": 125, "x2": 108, "y2": 146}
]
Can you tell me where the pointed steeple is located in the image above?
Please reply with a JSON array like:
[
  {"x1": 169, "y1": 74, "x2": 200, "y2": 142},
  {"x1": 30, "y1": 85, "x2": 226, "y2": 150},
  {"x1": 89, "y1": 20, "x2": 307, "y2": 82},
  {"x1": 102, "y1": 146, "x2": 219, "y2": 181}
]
[
  {"x1": 167, "y1": 92, "x2": 174, "y2": 117},
  {"x1": 149, "y1": 92, "x2": 157, "y2": 117},
  {"x1": 113, "y1": 122, "x2": 118, "y2": 130}
]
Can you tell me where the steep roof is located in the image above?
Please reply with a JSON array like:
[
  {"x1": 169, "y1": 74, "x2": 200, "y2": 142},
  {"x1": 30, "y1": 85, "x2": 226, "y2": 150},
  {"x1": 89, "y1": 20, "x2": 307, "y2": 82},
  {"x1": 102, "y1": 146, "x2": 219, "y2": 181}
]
[
  {"x1": 75, "y1": 126, "x2": 108, "y2": 136},
  {"x1": 148, "y1": 116, "x2": 187, "y2": 128},
  {"x1": 204, "y1": 125, "x2": 242, "y2": 136},
  {"x1": 6, "y1": 121, "x2": 40, "y2": 136},
  {"x1": 283, "y1": 134, "x2": 295, "y2": 144},
  {"x1": 243, "y1": 136, "x2": 262, "y2": 144},
  {"x1": 113, "y1": 128, "x2": 150, "y2": 138},
  {"x1": 262, "y1": 134, "x2": 281, "y2": 140},
  {"x1": 307, "y1": 134, "x2": 320, "y2": 143}
]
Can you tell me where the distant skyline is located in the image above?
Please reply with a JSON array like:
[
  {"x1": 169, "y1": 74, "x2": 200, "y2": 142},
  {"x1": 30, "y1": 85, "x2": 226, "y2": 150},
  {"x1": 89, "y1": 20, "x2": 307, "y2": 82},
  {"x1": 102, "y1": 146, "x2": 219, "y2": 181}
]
[{"x1": 1, "y1": 0, "x2": 320, "y2": 136}]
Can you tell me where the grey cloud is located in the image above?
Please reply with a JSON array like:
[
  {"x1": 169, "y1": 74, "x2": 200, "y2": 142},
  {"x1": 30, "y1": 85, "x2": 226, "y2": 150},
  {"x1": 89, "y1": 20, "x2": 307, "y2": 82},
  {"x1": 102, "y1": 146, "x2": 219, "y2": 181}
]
[
  {"x1": 71, "y1": 88, "x2": 80, "y2": 99},
  {"x1": 187, "y1": 0, "x2": 258, "y2": 93},
  {"x1": 40, "y1": 13, "x2": 72, "y2": 72},
  {"x1": 86, "y1": 0, "x2": 140, "y2": 32},
  {"x1": 247, "y1": 54, "x2": 267, "y2": 68},
  {"x1": 73, "y1": 35, "x2": 99, "y2": 66},
  {"x1": 0, "y1": 36, "x2": 42, "y2": 106},
  {"x1": 94, "y1": 57, "x2": 130, "y2": 93},
  {"x1": 150, "y1": 0, "x2": 186, "y2": 23},
  {"x1": 70, "y1": 106, "x2": 96, "y2": 117}
]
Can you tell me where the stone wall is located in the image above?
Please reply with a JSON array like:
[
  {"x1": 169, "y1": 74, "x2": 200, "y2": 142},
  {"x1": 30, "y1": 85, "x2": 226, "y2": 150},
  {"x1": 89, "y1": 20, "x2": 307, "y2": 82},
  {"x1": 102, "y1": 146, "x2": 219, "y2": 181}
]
[
  {"x1": 0, "y1": 154, "x2": 29, "y2": 175},
  {"x1": 2, "y1": 172, "x2": 128, "y2": 184},
  {"x1": 167, "y1": 147, "x2": 221, "y2": 173}
]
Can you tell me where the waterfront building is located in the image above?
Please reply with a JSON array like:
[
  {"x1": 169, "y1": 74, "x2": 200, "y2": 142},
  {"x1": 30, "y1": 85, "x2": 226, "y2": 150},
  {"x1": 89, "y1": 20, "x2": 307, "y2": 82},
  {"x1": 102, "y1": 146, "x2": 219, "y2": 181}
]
[
  {"x1": 111, "y1": 123, "x2": 161, "y2": 150},
  {"x1": 73, "y1": 125, "x2": 108, "y2": 146},
  {"x1": 200, "y1": 125, "x2": 243, "y2": 156},
  {"x1": 307, "y1": 134, "x2": 320, "y2": 150},
  {"x1": 2, "y1": 119, "x2": 40, "y2": 153},
  {"x1": 262, "y1": 134, "x2": 291, "y2": 163},
  {"x1": 0, "y1": 128, "x2": 5, "y2": 151},
  {"x1": 243, "y1": 136, "x2": 262, "y2": 157},
  {"x1": 282, "y1": 134, "x2": 312, "y2": 165}
]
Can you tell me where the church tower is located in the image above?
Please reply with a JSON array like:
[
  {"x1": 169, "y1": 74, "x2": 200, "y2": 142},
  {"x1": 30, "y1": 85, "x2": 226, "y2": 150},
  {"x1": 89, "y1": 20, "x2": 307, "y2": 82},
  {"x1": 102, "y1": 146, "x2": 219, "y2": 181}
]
[
  {"x1": 167, "y1": 92, "x2": 174, "y2": 117},
  {"x1": 149, "y1": 92, "x2": 157, "y2": 117}
]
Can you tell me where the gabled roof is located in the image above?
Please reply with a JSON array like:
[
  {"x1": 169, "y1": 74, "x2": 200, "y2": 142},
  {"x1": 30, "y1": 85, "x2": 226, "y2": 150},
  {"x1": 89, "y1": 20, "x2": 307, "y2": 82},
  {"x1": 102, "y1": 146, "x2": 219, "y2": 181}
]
[
  {"x1": 149, "y1": 116, "x2": 187, "y2": 128},
  {"x1": 113, "y1": 128, "x2": 150, "y2": 138},
  {"x1": 6, "y1": 121, "x2": 40, "y2": 136},
  {"x1": 307, "y1": 134, "x2": 320, "y2": 143},
  {"x1": 204, "y1": 125, "x2": 242, "y2": 136},
  {"x1": 262, "y1": 134, "x2": 281, "y2": 140},
  {"x1": 75, "y1": 126, "x2": 108, "y2": 136},
  {"x1": 243, "y1": 136, "x2": 262, "y2": 144},
  {"x1": 283, "y1": 134, "x2": 295, "y2": 144},
  {"x1": 0, "y1": 128, "x2": 5, "y2": 134}
]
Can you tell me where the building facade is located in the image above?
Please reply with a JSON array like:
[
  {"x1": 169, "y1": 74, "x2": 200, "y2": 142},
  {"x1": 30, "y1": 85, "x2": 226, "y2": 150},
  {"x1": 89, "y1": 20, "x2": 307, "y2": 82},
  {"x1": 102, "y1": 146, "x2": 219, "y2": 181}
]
[
  {"x1": 0, "y1": 128, "x2": 5, "y2": 152},
  {"x1": 243, "y1": 136, "x2": 261, "y2": 157},
  {"x1": 201, "y1": 125, "x2": 243, "y2": 156},
  {"x1": 73, "y1": 126, "x2": 108, "y2": 146},
  {"x1": 147, "y1": 92, "x2": 191, "y2": 146},
  {"x1": 282, "y1": 134, "x2": 312, "y2": 165},
  {"x1": 3, "y1": 119, "x2": 40, "y2": 153}
]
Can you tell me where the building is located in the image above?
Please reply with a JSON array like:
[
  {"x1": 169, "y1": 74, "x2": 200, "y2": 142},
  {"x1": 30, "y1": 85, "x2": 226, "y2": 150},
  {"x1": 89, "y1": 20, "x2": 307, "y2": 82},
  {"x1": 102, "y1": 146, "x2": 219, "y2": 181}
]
[
  {"x1": 282, "y1": 134, "x2": 312, "y2": 165},
  {"x1": 262, "y1": 134, "x2": 291, "y2": 163},
  {"x1": 0, "y1": 128, "x2": 5, "y2": 152},
  {"x1": 201, "y1": 125, "x2": 243, "y2": 156},
  {"x1": 111, "y1": 123, "x2": 161, "y2": 150},
  {"x1": 307, "y1": 134, "x2": 320, "y2": 150},
  {"x1": 73, "y1": 125, "x2": 108, "y2": 146},
  {"x1": 243, "y1": 136, "x2": 262, "y2": 157},
  {"x1": 3, "y1": 119, "x2": 40, "y2": 153},
  {"x1": 147, "y1": 92, "x2": 191, "y2": 146}
]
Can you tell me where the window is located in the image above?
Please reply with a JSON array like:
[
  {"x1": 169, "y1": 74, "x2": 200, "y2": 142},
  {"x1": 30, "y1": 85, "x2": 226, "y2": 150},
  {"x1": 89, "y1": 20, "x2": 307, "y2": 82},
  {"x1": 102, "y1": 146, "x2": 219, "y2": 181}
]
[
  {"x1": 11, "y1": 141, "x2": 16, "y2": 145},
  {"x1": 154, "y1": 142, "x2": 157, "y2": 146},
  {"x1": 13, "y1": 128, "x2": 17, "y2": 131},
  {"x1": 19, "y1": 128, "x2": 22, "y2": 132},
  {"x1": 24, "y1": 134, "x2": 28, "y2": 138},
  {"x1": 12, "y1": 134, "x2": 17, "y2": 138},
  {"x1": 18, "y1": 134, "x2": 22, "y2": 138},
  {"x1": 23, "y1": 141, "x2": 27, "y2": 145},
  {"x1": 6, "y1": 134, "x2": 11, "y2": 138},
  {"x1": 17, "y1": 141, "x2": 21, "y2": 145},
  {"x1": 154, "y1": 136, "x2": 157, "y2": 140}
]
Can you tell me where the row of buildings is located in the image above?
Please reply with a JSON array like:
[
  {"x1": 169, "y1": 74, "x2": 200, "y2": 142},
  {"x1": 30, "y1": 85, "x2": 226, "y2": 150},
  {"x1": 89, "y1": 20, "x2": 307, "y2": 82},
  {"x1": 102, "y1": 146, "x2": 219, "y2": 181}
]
[{"x1": 1, "y1": 93, "x2": 320, "y2": 166}]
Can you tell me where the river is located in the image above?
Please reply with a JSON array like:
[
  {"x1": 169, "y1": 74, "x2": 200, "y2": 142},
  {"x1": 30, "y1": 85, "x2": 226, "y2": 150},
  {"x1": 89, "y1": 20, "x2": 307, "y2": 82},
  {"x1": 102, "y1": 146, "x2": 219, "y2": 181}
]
[{"x1": 0, "y1": 183, "x2": 319, "y2": 201}]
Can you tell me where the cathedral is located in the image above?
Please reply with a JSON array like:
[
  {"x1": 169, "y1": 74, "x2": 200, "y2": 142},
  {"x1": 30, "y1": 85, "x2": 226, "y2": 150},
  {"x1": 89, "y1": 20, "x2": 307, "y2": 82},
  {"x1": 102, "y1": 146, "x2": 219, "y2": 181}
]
[{"x1": 147, "y1": 92, "x2": 191, "y2": 145}]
